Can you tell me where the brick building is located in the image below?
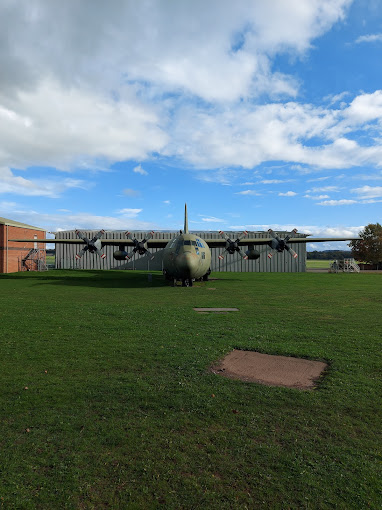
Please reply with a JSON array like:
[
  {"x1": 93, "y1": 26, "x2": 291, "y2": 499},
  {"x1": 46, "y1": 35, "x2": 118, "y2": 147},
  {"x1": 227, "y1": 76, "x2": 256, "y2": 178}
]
[{"x1": 0, "y1": 217, "x2": 46, "y2": 273}]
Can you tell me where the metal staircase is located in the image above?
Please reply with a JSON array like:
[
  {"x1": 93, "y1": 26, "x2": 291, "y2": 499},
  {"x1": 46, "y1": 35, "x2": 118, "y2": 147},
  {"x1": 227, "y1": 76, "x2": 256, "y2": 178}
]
[
  {"x1": 21, "y1": 249, "x2": 48, "y2": 271},
  {"x1": 330, "y1": 258, "x2": 360, "y2": 273}
]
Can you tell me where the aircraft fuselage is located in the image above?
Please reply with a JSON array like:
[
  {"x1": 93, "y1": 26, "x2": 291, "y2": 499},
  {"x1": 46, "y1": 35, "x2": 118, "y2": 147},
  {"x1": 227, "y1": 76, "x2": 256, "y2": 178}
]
[{"x1": 162, "y1": 232, "x2": 211, "y2": 283}]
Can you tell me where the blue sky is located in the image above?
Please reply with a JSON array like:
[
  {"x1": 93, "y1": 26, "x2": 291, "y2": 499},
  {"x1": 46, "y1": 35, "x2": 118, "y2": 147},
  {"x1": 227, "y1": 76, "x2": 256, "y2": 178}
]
[{"x1": 1, "y1": 0, "x2": 382, "y2": 250}]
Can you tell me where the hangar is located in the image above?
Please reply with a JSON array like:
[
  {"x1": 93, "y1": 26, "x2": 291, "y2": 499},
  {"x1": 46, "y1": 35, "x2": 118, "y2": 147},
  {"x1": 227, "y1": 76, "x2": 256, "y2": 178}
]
[
  {"x1": 0, "y1": 217, "x2": 46, "y2": 273},
  {"x1": 55, "y1": 229, "x2": 308, "y2": 272}
]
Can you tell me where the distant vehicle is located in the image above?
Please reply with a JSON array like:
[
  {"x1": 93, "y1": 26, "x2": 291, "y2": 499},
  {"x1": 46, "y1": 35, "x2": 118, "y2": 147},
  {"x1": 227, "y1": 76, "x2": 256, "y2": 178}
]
[{"x1": 11, "y1": 205, "x2": 360, "y2": 286}]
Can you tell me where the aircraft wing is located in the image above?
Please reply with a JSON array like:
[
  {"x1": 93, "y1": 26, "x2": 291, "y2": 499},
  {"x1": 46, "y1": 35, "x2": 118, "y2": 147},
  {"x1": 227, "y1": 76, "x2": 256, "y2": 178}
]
[
  {"x1": 204, "y1": 236, "x2": 360, "y2": 247},
  {"x1": 280, "y1": 237, "x2": 361, "y2": 244},
  {"x1": 11, "y1": 236, "x2": 360, "y2": 247},
  {"x1": 10, "y1": 238, "x2": 171, "y2": 248},
  {"x1": 101, "y1": 238, "x2": 169, "y2": 248}
]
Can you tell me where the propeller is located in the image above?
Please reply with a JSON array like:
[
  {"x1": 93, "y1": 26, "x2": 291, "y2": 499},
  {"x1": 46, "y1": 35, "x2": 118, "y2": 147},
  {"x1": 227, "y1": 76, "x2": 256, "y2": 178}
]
[
  {"x1": 124, "y1": 231, "x2": 155, "y2": 260},
  {"x1": 75, "y1": 230, "x2": 106, "y2": 259},
  {"x1": 267, "y1": 228, "x2": 298, "y2": 259},
  {"x1": 218, "y1": 230, "x2": 249, "y2": 260}
]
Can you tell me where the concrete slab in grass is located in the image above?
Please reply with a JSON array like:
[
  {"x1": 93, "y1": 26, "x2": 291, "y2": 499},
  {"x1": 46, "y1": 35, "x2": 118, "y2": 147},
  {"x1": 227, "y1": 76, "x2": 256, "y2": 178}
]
[{"x1": 211, "y1": 349, "x2": 327, "y2": 390}]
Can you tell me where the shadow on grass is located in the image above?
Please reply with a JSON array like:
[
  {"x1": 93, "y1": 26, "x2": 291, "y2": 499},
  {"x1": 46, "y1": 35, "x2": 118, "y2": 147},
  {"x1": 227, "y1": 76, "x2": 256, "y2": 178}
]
[{"x1": 0, "y1": 270, "x2": 171, "y2": 289}]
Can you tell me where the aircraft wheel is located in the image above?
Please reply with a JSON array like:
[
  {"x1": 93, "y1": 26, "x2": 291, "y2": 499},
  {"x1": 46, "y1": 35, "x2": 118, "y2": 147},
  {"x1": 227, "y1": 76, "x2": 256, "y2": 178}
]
[{"x1": 203, "y1": 273, "x2": 209, "y2": 281}]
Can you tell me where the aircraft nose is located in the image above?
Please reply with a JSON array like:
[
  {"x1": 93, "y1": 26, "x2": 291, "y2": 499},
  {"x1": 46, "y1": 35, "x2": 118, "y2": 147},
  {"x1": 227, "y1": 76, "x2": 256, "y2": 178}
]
[{"x1": 177, "y1": 252, "x2": 199, "y2": 277}]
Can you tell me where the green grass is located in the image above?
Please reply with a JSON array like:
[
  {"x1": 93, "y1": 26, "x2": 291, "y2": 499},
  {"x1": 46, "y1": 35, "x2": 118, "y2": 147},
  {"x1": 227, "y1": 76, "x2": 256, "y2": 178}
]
[
  {"x1": 0, "y1": 270, "x2": 381, "y2": 509},
  {"x1": 45, "y1": 255, "x2": 55, "y2": 265},
  {"x1": 306, "y1": 259, "x2": 333, "y2": 269}
]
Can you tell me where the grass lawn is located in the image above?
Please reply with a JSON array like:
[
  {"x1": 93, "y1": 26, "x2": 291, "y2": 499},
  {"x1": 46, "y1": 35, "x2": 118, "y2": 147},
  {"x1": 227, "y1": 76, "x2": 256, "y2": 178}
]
[
  {"x1": 306, "y1": 259, "x2": 333, "y2": 269},
  {"x1": 0, "y1": 270, "x2": 381, "y2": 509}
]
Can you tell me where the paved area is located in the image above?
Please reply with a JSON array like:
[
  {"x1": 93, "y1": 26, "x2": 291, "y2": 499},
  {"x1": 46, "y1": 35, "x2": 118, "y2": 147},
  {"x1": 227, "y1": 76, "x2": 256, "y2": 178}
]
[{"x1": 211, "y1": 349, "x2": 327, "y2": 390}]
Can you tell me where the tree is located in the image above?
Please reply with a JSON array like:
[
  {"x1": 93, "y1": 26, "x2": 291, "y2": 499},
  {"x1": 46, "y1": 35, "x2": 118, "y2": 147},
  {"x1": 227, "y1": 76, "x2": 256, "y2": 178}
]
[{"x1": 349, "y1": 223, "x2": 382, "y2": 267}]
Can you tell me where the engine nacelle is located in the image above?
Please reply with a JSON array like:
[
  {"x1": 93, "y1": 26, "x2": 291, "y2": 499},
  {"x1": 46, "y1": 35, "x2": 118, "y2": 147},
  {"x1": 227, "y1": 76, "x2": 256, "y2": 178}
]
[
  {"x1": 245, "y1": 246, "x2": 260, "y2": 260},
  {"x1": 113, "y1": 250, "x2": 129, "y2": 260}
]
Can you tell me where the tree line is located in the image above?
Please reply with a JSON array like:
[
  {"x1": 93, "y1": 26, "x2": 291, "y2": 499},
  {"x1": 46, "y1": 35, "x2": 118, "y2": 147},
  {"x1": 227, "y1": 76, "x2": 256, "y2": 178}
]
[{"x1": 307, "y1": 250, "x2": 352, "y2": 260}]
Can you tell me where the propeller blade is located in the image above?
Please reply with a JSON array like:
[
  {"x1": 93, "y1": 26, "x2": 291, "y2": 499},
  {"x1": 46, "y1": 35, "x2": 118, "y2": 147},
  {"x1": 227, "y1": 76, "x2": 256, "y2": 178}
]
[
  {"x1": 284, "y1": 228, "x2": 297, "y2": 244},
  {"x1": 90, "y1": 229, "x2": 105, "y2": 243},
  {"x1": 285, "y1": 245, "x2": 298, "y2": 259},
  {"x1": 238, "y1": 249, "x2": 249, "y2": 260},
  {"x1": 218, "y1": 230, "x2": 248, "y2": 259},
  {"x1": 236, "y1": 230, "x2": 248, "y2": 242},
  {"x1": 124, "y1": 250, "x2": 137, "y2": 260},
  {"x1": 75, "y1": 246, "x2": 89, "y2": 259},
  {"x1": 75, "y1": 230, "x2": 88, "y2": 241},
  {"x1": 268, "y1": 229, "x2": 281, "y2": 242},
  {"x1": 94, "y1": 248, "x2": 107, "y2": 259},
  {"x1": 74, "y1": 229, "x2": 106, "y2": 259},
  {"x1": 142, "y1": 231, "x2": 154, "y2": 243},
  {"x1": 218, "y1": 230, "x2": 230, "y2": 242}
]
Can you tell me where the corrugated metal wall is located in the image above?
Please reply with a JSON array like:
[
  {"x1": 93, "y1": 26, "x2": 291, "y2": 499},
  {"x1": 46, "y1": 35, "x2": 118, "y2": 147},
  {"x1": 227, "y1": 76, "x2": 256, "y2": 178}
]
[{"x1": 55, "y1": 230, "x2": 307, "y2": 272}]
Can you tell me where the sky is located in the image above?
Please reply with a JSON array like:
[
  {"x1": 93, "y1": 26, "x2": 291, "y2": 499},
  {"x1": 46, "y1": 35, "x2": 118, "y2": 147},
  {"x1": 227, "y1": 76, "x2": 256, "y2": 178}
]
[{"x1": 1, "y1": 0, "x2": 382, "y2": 250}]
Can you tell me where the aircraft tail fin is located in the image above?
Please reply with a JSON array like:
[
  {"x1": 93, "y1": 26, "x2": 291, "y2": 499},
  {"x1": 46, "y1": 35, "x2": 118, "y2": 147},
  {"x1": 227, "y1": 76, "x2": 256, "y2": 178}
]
[{"x1": 184, "y1": 203, "x2": 189, "y2": 233}]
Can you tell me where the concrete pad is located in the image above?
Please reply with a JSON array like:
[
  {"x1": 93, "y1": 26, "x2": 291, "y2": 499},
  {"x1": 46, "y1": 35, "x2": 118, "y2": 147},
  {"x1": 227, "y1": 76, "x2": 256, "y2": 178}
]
[
  {"x1": 193, "y1": 307, "x2": 239, "y2": 312},
  {"x1": 211, "y1": 349, "x2": 327, "y2": 390}
]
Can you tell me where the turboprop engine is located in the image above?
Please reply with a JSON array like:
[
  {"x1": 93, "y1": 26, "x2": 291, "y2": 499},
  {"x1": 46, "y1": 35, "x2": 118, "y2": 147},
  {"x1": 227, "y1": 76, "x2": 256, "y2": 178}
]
[
  {"x1": 113, "y1": 231, "x2": 155, "y2": 260},
  {"x1": 244, "y1": 245, "x2": 261, "y2": 260},
  {"x1": 113, "y1": 249, "x2": 129, "y2": 261}
]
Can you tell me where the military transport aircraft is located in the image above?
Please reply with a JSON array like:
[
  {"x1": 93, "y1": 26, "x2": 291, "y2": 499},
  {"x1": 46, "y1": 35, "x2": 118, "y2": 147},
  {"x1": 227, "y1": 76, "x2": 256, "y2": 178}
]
[{"x1": 11, "y1": 204, "x2": 360, "y2": 287}]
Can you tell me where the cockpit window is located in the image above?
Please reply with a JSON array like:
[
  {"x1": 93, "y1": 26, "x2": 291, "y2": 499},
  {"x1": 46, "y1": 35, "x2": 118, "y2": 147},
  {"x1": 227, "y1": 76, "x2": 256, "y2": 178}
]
[{"x1": 184, "y1": 240, "x2": 191, "y2": 245}]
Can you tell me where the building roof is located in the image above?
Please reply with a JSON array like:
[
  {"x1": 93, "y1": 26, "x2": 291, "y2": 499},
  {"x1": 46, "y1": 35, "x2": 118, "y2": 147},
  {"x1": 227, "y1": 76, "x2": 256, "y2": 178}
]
[{"x1": 0, "y1": 216, "x2": 46, "y2": 231}]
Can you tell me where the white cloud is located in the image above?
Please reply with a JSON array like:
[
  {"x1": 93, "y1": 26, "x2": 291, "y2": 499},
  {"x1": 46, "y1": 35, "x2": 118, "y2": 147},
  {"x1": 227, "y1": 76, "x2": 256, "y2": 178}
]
[
  {"x1": 354, "y1": 171, "x2": 382, "y2": 181},
  {"x1": 351, "y1": 185, "x2": 382, "y2": 198},
  {"x1": 278, "y1": 191, "x2": 297, "y2": 196},
  {"x1": 235, "y1": 190, "x2": 261, "y2": 195},
  {"x1": 0, "y1": 166, "x2": 88, "y2": 197},
  {"x1": 0, "y1": 1, "x2": 351, "y2": 103},
  {"x1": 0, "y1": 79, "x2": 168, "y2": 171},
  {"x1": 355, "y1": 33, "x2": 382, "y2": 44},
  {"x1": 304, "y1": 194, "x2": 330, "y2": 200},
  {"x1": 324, "y1": 91, "x2": 350, "y2": 105},
  {"x1": 201, "y1": 216, "x2": 224, "y2": 223},
  {"x1": 307, "y1": 176, "x2": 330, "y2": 182},
  {"x1": 6, "y1": 0, "x2": 382, "y2": 188},
  {"x1": 133, "y1": 164, "x2": 148, "y2": 176},
  {"x1": 234, "y1": 223, "x2": 361, "y2": 239},
  {"x1": 117, "y1": 208, "x2": 142, "y2": 218},
  {"x1": 165, "y1": 94, "x2": 382, "y2": 170},
  {"x1": 0, "y1": 202, "x2": 154, "y2": 232},
  {"x1": 307, "y1": 186, "x2": 340, "y2": 193},
  {"x1": 318, "y1": 199, "x2": 357, "y2": 206},
  {"x1": 344, "y1": 90, "x2": 382, "y2": 123},
  {"x1": 260, "y1": 179, "x2": 294, "y2": 184},
  {"x1": 361, "y1": 198, "x2": 382, "y2": 204}
]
